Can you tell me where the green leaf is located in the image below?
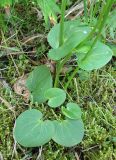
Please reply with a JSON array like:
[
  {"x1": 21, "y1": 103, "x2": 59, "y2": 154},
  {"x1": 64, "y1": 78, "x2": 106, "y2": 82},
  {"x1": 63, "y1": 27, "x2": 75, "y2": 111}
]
[
  {"x1": 0, "y1": 14, "x2": 7, "y2": 32},
  {"x1": 0, "y1": 0, "x2": 12, "y2": 7},
  {"x1": 36, "y1": 0, "x2": 60, "y2": 25},
  {"x1": 47, "y1": 21, "x2": 91, "y2": 60},
  {"x1": 0, "y1": 0, "x2": 18, "y2": 7},
  {"x1": 102, "y1": 10, "x2": 116, "y2": 39},
  {"x1": 45, "y1": 88, "x2": 66, "y2": 108},
  {"x1": 112, "y1": 137, "x2": 116, "y2": 142},
  {"x1": 77, "y1": 41, "x2": 113, "y2": 71},
  {"x1": 14, "y1": 109, "x2": 54, "y2": 147},
  {"x1": 52, "y1": 119, "x2": 84, "y2": 147},
  {"x1": 47, "y1": 20, "x2": 88, "y2": 49},
  {"x1": 62, "y1": 103, "x2": 82, "y2": 119},
  {"x1": 78, "y1": 70, "x2": 90, "y2": 81},
  {"x1": 26, "y1": 65, "x2": 52, "y2": 103},
  {"x1": 48, "y1": 30, "x2": 90, "y2": 61}
]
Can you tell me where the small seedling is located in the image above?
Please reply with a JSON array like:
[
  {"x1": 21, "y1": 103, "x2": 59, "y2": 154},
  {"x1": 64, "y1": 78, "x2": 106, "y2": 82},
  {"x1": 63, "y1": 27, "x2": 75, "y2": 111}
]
[
  {"x1": 14, "y1": 64, "x2": 84, "y2": 147},
  {"x1": 45, "y1": 88, "x2": 66, "y2": 108},
  {"x1": 62, "y1": 103, "x2": 82, "y2": 119}
]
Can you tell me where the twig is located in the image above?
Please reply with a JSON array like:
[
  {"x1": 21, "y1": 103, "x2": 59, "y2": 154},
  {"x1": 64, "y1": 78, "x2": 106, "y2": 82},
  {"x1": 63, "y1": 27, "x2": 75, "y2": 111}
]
[
  {"x1": 65, "y1": 2, "x2": 83, "y2": 18},
  {"x1": 74, "y1": 78, "x2": 80, "y2": 103},
  {"x1": 36, "y1": 147, "x2": 43, "y2": 160},
  {"x1": 1, "y1": 32, "x2": 17, "y2": 45},
  {"x1": 1, "y1": 51, "x2": 36, "y2": 56},
  {"x1": 82, "y1": 144, "x2": 99, "y2": 152},
  {"x1": 75, "y1": 152, "x2": 80, "y2": 160},
  {"x1": 0, "y1": 152, "x2": 4, "y2": 160},
  {"x1": 72, "y1": 9, "x2": 84, "y2": 19},
  {"x1": 9, "y1": 54, "x2": 20, "y2": 76},
  {"x1": 22, "y1": 34, "x2": 46, "y2": 45},
  {"x1": 12, "y1": 141, "x2": 19, "y2": 159},
  {"x1": 0, "y1": 96, "x2": 13, "y2": 110},
  {"x1": 32, "y1": 7, "x2": 43, "y2": 19}
]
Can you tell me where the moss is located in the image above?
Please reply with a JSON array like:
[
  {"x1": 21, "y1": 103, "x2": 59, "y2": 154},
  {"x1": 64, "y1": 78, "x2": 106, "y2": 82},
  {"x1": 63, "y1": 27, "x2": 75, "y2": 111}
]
[
  {"x1": 0, "y1": 65, "x2": 115, "y2": 159},
  {"x1": 0, "y1": 1, "x2": 115, "y2": 159}
]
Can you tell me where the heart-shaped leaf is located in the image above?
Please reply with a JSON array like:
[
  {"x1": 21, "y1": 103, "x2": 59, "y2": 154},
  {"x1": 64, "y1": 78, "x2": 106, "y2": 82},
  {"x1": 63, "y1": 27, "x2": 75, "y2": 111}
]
[
  {"x1": 52, "y1": 119, "x2": 84, "y2": 147},
  {"x1": 62, "y1": 103, "x2": 82, "y2": 119},
  {"x1": 14, "y1": 109, "x2": 54, "y2": 147},
  {"x1": 77, "y1": 41, "x2": 113, "y2": 70},
  {"x1": 26, "y1": 65, "x2": 52, "y2": 103},
  {"x1": 45, "y1": 88, "x2": 66, "y2": 108},
  {"x1": 47, "y1": 20, "x2": 89, "y2": 49}
]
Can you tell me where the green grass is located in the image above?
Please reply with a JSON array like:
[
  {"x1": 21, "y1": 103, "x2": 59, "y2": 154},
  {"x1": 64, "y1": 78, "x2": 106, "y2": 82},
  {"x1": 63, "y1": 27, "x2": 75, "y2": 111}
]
[{"x1": 0, "y1": 1, "x2": 116, "y2": 159}]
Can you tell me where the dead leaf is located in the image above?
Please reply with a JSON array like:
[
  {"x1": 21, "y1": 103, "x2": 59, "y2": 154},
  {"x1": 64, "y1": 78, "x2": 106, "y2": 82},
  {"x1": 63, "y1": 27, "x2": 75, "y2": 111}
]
[
  {"x1": 46, "y1": 60, "x2": 56, "y2": 73},
  {"x1": 5, "y1": 5, "x2": 11, "y2": 17},
  {"x1": 49, "y1": 16, "x2": 57, "y2": 25},
  {"x1": 13, "y1": 75, "x2": 30, "y2": 102}
]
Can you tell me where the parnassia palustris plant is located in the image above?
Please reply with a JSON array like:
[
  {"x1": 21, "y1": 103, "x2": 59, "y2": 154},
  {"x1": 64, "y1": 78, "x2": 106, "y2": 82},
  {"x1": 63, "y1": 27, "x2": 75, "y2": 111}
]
[
  {"x1": 14, "y1": 64, "x2": 84, "y2": 147},
  {"x1": 14, "y1": 0, "x2": 115, "y2": 148}
]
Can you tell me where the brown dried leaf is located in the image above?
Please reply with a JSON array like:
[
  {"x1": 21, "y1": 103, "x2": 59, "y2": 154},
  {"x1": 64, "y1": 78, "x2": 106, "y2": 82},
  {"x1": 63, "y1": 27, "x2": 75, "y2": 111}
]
[
  {"x1": 46, "y1": 60, "x2": 56, "y2": 73},
  {"x1": 13, "y1": 75, "x2": 30, "y2": 102},
  {"x1": 5, "y1": 5, "x2": 11, "y2": 17}
]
